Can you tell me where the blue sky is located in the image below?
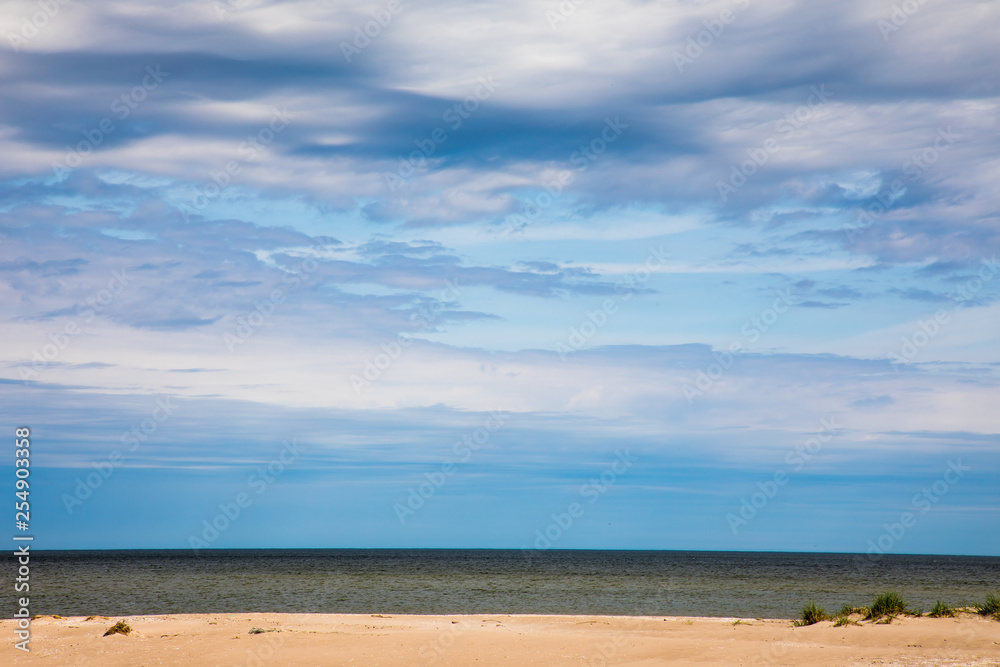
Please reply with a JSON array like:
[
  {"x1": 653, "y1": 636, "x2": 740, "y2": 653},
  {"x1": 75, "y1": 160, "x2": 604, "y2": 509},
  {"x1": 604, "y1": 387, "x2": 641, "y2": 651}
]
[{"x1": 1, "y1": 0, "x2": 998, "y2": 554}]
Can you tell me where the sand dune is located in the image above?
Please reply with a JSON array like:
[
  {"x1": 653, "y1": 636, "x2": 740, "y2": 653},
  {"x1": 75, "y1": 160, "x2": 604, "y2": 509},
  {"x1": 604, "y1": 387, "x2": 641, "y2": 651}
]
[{"x1": 4, "y1": 612, "x2": 999, "y2": 666}]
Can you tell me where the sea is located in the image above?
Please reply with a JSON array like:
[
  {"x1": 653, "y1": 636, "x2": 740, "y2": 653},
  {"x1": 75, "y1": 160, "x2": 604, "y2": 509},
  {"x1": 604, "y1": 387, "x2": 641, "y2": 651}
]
[{"x1": 23, "y1": 549, "x2": 1000, "y2": 619}]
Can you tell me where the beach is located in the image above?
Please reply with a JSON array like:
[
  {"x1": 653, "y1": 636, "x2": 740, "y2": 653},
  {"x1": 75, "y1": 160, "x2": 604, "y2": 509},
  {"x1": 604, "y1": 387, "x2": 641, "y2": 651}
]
[{"x1": 5, "y1": 612, "x2": 999, "y2": 666}]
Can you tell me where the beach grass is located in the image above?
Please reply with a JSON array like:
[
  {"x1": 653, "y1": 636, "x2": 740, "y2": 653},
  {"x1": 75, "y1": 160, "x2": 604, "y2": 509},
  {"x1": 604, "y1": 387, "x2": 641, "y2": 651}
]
[
  {"x1": 793, "y1": 591, "x2": 1000, "y2": 627},
  {"x1": 865, "y1": 591, "x2": 911, "y2": 621},
  {"x1": 928, "y1": 601, "x2": 956, "y2": 618},
  {"x1": 975, "y1": 593, "x2": 1000, "y2": 619},
  {"x1": 796, "y1": 602, "x2": 829, "y2": 626}
]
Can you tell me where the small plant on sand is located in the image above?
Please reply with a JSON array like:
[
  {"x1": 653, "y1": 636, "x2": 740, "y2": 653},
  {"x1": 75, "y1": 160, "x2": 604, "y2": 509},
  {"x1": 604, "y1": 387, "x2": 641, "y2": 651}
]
[
  {"x1": 103, "y1": 621, "x2": 132, "y2": 637},
  {"x1": 974, "y1": 593, "x2": 1000, "y2": 620},
  {"x1": 834, "y1": 616, "x2": 859, "y2": 627},
  {"x1": 866, "y1": 591, "x2": 910, "y2": 621},
  {"x1": 928, "y1": 601, "x2": 956, "y2": 618},
  {"x1": 796, "y1": 602, "x2": 829, "y2": 626}
]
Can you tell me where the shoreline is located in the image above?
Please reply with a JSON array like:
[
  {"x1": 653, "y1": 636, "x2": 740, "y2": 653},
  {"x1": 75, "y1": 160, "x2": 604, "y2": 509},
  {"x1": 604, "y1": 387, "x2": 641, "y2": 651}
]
[{"x1": 5, "y1": 612, "x2": 999, "y2": 666}]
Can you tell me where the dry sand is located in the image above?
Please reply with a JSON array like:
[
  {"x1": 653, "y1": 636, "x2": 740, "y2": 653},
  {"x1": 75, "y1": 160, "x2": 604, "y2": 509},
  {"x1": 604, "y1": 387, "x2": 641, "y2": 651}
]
[{"x1": 4, "y1": 612, "x2": 999, "y2": 666}]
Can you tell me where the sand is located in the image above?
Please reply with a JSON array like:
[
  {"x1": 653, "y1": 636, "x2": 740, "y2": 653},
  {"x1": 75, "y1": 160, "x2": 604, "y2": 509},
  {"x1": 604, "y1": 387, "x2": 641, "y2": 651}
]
[{"x1": 3, "y1": 612, "x2": 999, "y2": 666}]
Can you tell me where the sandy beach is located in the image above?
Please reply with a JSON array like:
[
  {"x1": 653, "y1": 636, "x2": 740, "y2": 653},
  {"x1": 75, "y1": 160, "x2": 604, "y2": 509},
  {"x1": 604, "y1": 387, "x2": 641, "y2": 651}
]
[{"x1": 4, "y1": 612, "x2": 999, "y2": 666}]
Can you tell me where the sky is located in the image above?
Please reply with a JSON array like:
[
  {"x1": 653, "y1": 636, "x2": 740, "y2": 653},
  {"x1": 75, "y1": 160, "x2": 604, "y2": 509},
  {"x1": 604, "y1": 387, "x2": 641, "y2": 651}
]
[{"x1": 1, "y1": 0, "x2": 998, "y2": 555}]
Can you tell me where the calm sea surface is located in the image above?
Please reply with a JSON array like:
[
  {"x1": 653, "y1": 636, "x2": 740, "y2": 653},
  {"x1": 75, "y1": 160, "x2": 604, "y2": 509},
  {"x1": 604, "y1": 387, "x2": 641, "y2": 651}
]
[{"x1": 21, "y1": 550, "x2": 1000, "y2": 618}]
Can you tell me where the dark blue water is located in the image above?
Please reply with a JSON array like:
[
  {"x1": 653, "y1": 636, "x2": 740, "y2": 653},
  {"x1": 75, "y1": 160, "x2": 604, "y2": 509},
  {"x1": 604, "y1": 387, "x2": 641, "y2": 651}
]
[{"x1": 16, "y1": 549, "x2": 1000, "y2": 618}]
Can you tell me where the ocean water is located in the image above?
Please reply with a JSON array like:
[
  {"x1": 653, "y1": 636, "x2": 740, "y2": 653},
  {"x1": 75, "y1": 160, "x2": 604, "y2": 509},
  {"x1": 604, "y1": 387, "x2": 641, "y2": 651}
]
[{"x1": 23, "y1": 549, "x2": 1000, "y2": 618}]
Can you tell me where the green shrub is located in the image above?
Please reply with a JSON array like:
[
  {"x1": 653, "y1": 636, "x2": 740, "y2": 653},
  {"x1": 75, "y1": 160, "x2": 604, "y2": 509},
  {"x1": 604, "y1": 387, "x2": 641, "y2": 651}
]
[
  {"x1": 796, "y1": 602, "x2": 829, "y2": 626},
  {"x1": 928, "y1": 601, "x2": 955, "y2": 618},
  {"x1": 866, "y1": 591, "x2": 910, "y2": 620},
  {"x1": 834, "y1": 616, "x2": 859, "y2": 627}
]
